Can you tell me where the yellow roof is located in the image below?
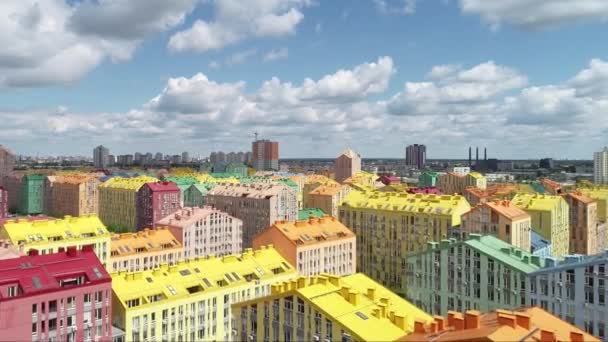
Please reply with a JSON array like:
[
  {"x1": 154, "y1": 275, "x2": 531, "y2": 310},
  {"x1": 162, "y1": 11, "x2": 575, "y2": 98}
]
[
  {"x1": 99, "y1": 176, "x2": 158, "y2": 191},
  {"x1": 468, "y1": 172, "x2": 485, "y2": 180},
  {"x1": 2, "y1": 215, "x2": 111, "y2": 246},
  {"x1": 268, "y1": 216, "x2": 355, "y2": 245},
  {"x1": 111, "y1": 227, "x2": 182, "y2": 256},
  {"x1": 308, "y1": 184, "x2": 347, "y2": 196},
  {"x1": 511, "y1": 193, "x2": 564, "y2": 211},
  {"x1": 112, "y1": 245, "x2": 296, "y2": 309}
]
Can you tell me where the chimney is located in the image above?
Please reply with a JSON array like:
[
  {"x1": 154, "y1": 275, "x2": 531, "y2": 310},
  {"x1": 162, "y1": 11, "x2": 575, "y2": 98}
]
[
  {"x1": 497, "y1": 314, "x2": 517, "y2": 329},
  {"x1": 476, "y1": 147, "x2": 479, "y2": 163},
  {"x1": 515, "y1": 313, "x2": 531, "y2": 329},
  {"x1": 414, "y1": 320, "x2": 426, "y2": 334},
  {"x1": 484, "y1": 147, "x2": 487, "y2": 161},
  {"x1": 447, "y1": 311, "x2": 461, "y2": 330},
  {"x1": 465, "y1": 310, "x2": 481, "y2": 329},
  {"x1": 348, "y1": 291, "x2": 359, "y2": 306},
  {"x1": 434, "y1": 316, "x2": 445, "y2": 331},
  {"x1": 570, "y1": 331, "x2": 585, "y2": 342},
  {"x1": 367, "y1": 288, "x2": 376, "y2": 301},
  {"x1": 452, "y1": 314, "x2": 464, "y2": 331},
  {"x1": 540, "y1": 330, "x2": 556, "y2": 342},
  {"x1": 468, "y1": 147, "x2": 472, "y2": 166}
]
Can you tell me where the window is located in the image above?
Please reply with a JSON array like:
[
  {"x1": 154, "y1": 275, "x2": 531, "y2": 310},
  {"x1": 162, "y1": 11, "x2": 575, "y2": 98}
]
[
  {"x1": 95, "y1": 291, "x2": 103, "y2": 303},
  {"x1": 95, "y1": 308, "x2": 102, "y2": 320},
  {"x1": 49, "y1": 319, "x2": 57, "y2": 332},
  {"x1": 49, "y1": 300, "x2": 57, "y2": 313},
  {"x1": 32, "y1": 304, "x2": 37, "y2": 314},
  {"x1": 84, "y1": 293, "x2": 91, "y2": 304},
  {"x1": 7, "y1": 285, "x2": 18, "y2": 297},
  {"x1": 32, "y1": 323, "x2": 37, "y2": 335}
]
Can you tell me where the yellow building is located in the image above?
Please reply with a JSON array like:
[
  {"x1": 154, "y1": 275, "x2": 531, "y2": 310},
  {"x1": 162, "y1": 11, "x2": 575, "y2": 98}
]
[
  {"x1": 338, "y1": 191, "x2": 471, "y2": 295},
  {"x1": 438, "y1": 172, "x2": 487, "y2": 195},
  {"x1": 44, "y1": 174, "x2": 100, "y2": 217},
  {"x1": 343, "y1": 171, "x2": 377, "y2": 189},
  {"x1": 511, "y1": 193, "x2": 570, "y2": 257},
  {"x1": 305, "y1": 184, "x2": 351, "y2": 217},
  {"x1": 578, "y1": 187, "x2": 608, "y2": 223},
  {"x1": 232, "y1": 273, "x2": 432, "y2": 342},
  {"x1": 0, "y1": 214, "x2": 111, "y2": 265},
  {"x1": 111, "y1": 245, "x2": 297, "y2": 342},
  {"x1": 109, "y1": 227, "x2": 184, "y2": 273},
  {"x1": 98, "y1": 176, "x2": 157, "y2": 230}
]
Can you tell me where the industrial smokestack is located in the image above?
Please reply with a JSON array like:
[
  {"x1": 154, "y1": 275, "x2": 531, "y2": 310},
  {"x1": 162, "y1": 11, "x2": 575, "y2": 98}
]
[
  {"x1": 476, "y1": 147, "x2": 479, "y2": 163},
  {"x1": 468, "y1": 147, "x2": 472, "y2": 166},
  {"x1": 484, "y1": 148, "x2": 487, "y2": 161}
]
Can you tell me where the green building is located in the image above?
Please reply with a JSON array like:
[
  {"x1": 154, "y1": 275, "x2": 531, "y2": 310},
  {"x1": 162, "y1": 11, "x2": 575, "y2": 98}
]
[
  {"x1": 277, "y1": 178, "x2": 298, "y2": 193},
  {"x1": 20, "y1": 174, "x2": 46, "y2": 214},
  {"x1": 406, "y1": 234, "x2": 544, "y2": 316},
  {"x1": 418, "y1": 172, "x2": 438, "y2": 187},
  {"x1": 225, "y1": 162, "x2": 248, "y2": 178},
  {"x1": 184, "y1": 183, "x2": 216, "y2": 207},
  {"x1": 164, "y1": 176, "x2": 197, "y2": 205},
  {"x1": 297, "y1": 208, "x2": 326, "y2": 221}
]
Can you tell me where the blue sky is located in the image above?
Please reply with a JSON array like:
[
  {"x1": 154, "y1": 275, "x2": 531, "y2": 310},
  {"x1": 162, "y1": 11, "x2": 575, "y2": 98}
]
[{"x1": 1, "y1": 0, "x2": 607, "y2": 159}]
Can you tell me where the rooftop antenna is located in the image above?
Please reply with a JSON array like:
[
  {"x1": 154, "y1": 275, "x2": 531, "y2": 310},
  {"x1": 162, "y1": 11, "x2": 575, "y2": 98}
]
[{"x1": 254, "y1": 132, "x2": 259, "y2": 141}]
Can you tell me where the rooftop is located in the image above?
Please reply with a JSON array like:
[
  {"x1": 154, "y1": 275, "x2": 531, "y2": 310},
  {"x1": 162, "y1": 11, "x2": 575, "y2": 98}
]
[
  {"x1": 511, "y1": 193, "x2": 565, "y2": 211},
  {"x1": 207, "y1": 182, "x2": 290, "y2": 199},
  {"x1": 465, "y1": 200, "x2": 530, "y2": 221},
  {"x1": 99, "y1": 176, "x2": 158, "y2": 191},
  {"x1": 110, "y1": 228, "x2": 182, "y2": 257},
  {"x1": 144, "y1": 181, "x2": 180, "y2": 192},
  {"x1": 265, "y1": 216, "x2": 354, "y2": 246},
  {"x1": 531, "y1": 231, "x2": 550, "y2": 250},
  {"x1": 298, "y1": 208, "x2": 326, "y2": 221},
  {"x1": 156, "y1": 206, "x2": 240, "y2": 228},
  {"x1": 339, "y1": 148, "x2": 360, "y2": 159},
  {"x1": 308, "y1": 183, "x2": 347, "y2": 196},
  {"x1": 0, "y1": 239, "x2": 23, "y2": 261},
  {"x1": 563, "y1": 191, "x2": 595, "y2": 204}
]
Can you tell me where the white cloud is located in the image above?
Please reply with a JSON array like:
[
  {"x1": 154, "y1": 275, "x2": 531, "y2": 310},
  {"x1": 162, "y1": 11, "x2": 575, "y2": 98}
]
[
  {"x1": 263, "y1": 47, "x2": 289, "y2": 62},
  {"x1": 168, "y1": 0, "x2": 312, "y2": 52},
  {"x1": 459, "y1": 0, "x2": 608, "y2": 29},
  {"x1": 226, "y1": 49, "x2": 258, "y2": 66},
  {"x1": 374, "y1": 0, "x2": 416, "y2": 15}
]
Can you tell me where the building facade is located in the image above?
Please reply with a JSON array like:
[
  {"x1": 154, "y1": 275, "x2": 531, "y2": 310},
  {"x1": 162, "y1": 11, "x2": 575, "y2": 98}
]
[
  {"x1": 334, "y1": 149, "x2": 362, "y2": 184},
  {"x1": 98, "y1": 176, "x2": 157, "y2": 231},
  {"x1": 111, "y1": 246, "x2": 297, "y2": 342},
  {"x1": 206, "y1": 183, "x2": 298, "y2": 247},
  {"x1": 0, "y1": 246, "x2": 113, "y2": 342},
  {"x1": 183, "y1": 183, "x2": 215, "y2": 208},
  {"x1": 438, "y1": 172, "x2": 487, "y2": 195},
  {"x1": 0, "y1": 239, "x2": 23, "y2": 260},
  {"x1": 564, "y1": 192, "x2": 601, "y2": 255},
  {"x1": 406, "y1": 144, "x2": 426, "y2": 169},
  {"x1": 94, "y1": 145, "x2": 110, "y2": 169},
  {"x1": 20, "y1": 174, "x2": 46, "y2": 215},
  {"x1": 304, "y1": 183, "x2": 350, "y2": 218},
  {"x1": 418, "y1": 172, "x2": 438, "y2": 187},
  {"x1": 252, "y1": 139, "x2": 279, "y2": 171},
  {"x1": 594, "y1": 147, "x2": 608, "y2": 184},
  {"x1": 339, "y1": 191, "x2": 471, "y2": 295},
  {"x1": 0, "y1": 145, "x2": 15, "y2": 178},
  {"x1": 44, "y1": 175, "x2": 100, "y2": 217},
  {"x1": 253, "y1": 216, "x2": 356, "y2": 276},
  {"x1": 136, "y1": 182, "x2": 180, "y2": 230},
  {"x1": 232, "y1": 273, "x2": 432, "y2": 342},
  {"x1": 0, "y1": 186, "x2": 7, "y2": 218}
]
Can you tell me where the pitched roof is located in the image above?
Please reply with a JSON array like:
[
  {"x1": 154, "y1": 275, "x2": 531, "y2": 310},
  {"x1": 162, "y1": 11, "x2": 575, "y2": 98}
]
[{"x1": 263, "y1": 216, "x2": 354, "y2": 246}]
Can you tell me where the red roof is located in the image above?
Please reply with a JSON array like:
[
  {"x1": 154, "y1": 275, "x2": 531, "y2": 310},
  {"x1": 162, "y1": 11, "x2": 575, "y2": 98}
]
[
  {"x1": 408, "y1": 187, "x2": 442, "y2": 195},
  {"x1": 0, "y1": 246, "x2": 110, "y2": 302},
  {"x1": 146, "y1": 181, "x2": 180, "y2": 192},
  {"x1": 0, "y1": 215, "x2": 54, "y2": 226},
  {"x1": 378, "y1": 175, "x2": 401, "y2": 185}
]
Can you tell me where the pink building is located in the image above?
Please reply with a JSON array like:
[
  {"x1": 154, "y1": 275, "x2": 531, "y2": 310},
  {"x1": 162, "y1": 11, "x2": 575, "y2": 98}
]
[
  {"x1": 0, "y1": 239, "x2": 23, "y2": 261},
  {"x1": 0, "y1": 246, "x2": 114, "y2": 342},
  {"x1": 334, "y1": 148, "x2": 361, "y2": 184},
  {"x1": 407, "y1": 186, "x2": 442, "y2": 195},
  {"x1": 136, "y1": 181, "x2": 180, "y2": 230},
  {"x1": 0, "y1": 186, "x2": 7, "y2": 218}
]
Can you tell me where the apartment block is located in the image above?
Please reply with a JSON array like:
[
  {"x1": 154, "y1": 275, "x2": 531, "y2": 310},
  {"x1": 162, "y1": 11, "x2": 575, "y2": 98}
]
[
  {"x1": 563, "y1": 191, "x2": 601, "y2": 255},
  {"x1": 401, "y1": 307, "x2": 599, "y2": 342},
  {"x1": 304, "y1": 183, "x2": 350, "y2": 218},
  {"x1": 232, "y1": 273, "x2": 432, "y2": 342},
  {"x1": 418, "y1": 172, "x2": 438, "y2": 187},
  {"x1": 339, "y1": 191, "x2": 471, "y2": 295},
  {"x1": 111, "y1": 246, "x2": 297, "y2": 342},
  {"x1": 253, "y1": 216, "x2": 356, "y2": 276},
  {"x1": 184, "y1": 183, "x2": 215, "y2": 208},
  {"x1": 0, "y1": 239, "x2": 23, "y2": 260},
  {"x1": 531, "y1": 231, "x2": 552, "y2": 257},
  {"x1": 0, "y1": 186, "x2": 7, "y2": 218},
  {"x1": 0, "y1": 215, "x2": 111, "y2": 266},
  {"x1": 297, "y1": 208, "x2": 326, "y2": 221},
  {"x1": 334, "y1": 149, "x2": 362, "y2": 184},
  {"x1": 511, "y1": 194, "x2": 570, "y2": 258},
  {"x1": 2, "y1": 172, "x2": 22, "y2": 212},
  {"x1": 0, "y1": 246, "x2": 113, "y2": 342},
  {"x1": 206, "y1": 183, "x2": 298, "y2": 247},
  {"x1": 406, "y1": 235, "x2": 544, "y2": 316},
  {"x1": 157, "y1": 207, "x2": 243, "y2": 259},
  {"x1": 343, "y1": 172, "x2": 377, "y2": 189},
  {"x1": 437, "y1": 172, "x2": 487, "y2": 195},
  {"x1": 579, "y1": 187, "x2": 608, "y2": 223},
  {"x1": 136, "y1": 182, "x2": 180, "y2": 230},
  {"x1": 463, "y1": 183, "x2": 517, "y2": 206},
  {"x1": 460, "y1": 201, "x2": 532, "y2": 252},
  {"x1": 44, "y1": 175, "x2": 100, "y2": 217},
  {"x1": 302, "y1": 176, "x2": 339, "y2": 208},
  {"x1": 98, "y1": 176, "x2": 158, "y2": 231},
  {"x1": 163, "y1": 177, "x2": 197, "y2": 206},
  {"x1": 109, "y1": 228, "x2": 183, "y2": 273},
  {"x1": 3, "y1": 173, "x2": 47, "y2": 215}
]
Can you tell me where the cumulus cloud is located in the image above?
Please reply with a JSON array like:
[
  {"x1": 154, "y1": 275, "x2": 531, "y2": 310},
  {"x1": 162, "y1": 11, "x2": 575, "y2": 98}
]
[
  {"x1": 263, "y1": 47, "x2": 289, "y2": 62},
  {"x1": 168, "y1": 0, "x2": 312, "y2": 52}
]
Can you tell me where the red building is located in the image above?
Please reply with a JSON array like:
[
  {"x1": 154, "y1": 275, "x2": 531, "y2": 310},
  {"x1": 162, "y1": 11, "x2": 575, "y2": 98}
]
[
  {"x1": 407, "y1": 186, "x2": 442, "y2": 195},
  {"x1": 0, "y1": 246, "x2": 113, "y2": 342},
  {"x1": 136, "y1": 181, "x2": 180, "y2": 230},
  {"x1": 0, "y1": 186, "x2": 7, "y2": 218},
  {"x1": 252, "y1": 139, "x2": 279, "y2": 171},
  {"x1": 377, "y1": 175, "x2": 402, "y2": 185}
]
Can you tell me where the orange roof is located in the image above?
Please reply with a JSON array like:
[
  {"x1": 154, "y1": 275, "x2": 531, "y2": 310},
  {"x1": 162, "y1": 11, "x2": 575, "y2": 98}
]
[
  {"x1": 266, "y1": 216, "x2": 355, "y2": 246},
  {"x1": 308, "y1": 184, "x2": 346, "y2": 196},
  {"x1": 540, "y1": 178, "x2": 562, "y2": 191},
  {"x1": 110, "y1": 227, "x2": 182, "y2": 256},
  {"x1": 465, "y1": 183, "x2": 517, "y2": 199},
  {"x1": 485, "y1": 201, "x2": 530, "y2": 221},
  {"x1": 564, "y1": 191, "x2": 596, "y2": 205},
  {"x1": 52, "y1": 174, "x2": 100, "y2": 185},
  {"x1": 400, "y1": 307, "x2": 599, "y2": 342}
]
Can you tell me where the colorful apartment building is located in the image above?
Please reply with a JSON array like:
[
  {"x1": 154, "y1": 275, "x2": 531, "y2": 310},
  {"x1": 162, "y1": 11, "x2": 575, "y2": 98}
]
[
  {"x1": 460, "y1": 201, "x2": 532, "y2": 252},
  {"x1": 302, "y1": 175, "x2": 339, "y2": 207},
  {"x1": 108, "y1": 227, "x2": 183, "y2": 273},
  {"x1": 2, "y1": 173, "x2": 46, "y2": 215},
  {"x1": 578, "y1": 187, "x2": 608, "y2": 223},
  {"x1": 563, "y1": 191, "x2": 601, "y2": 255},
  {"x1": 0, "y1": 186, "x2": 7, "y2": 218},
  {"x1": 111, "y1": 246, "x2": 297, "y2": 342},
  {"x1": 339, "y1": 191, "x2": 471, "y2": 295},
  {"x1": 437, "y1": 172, "x2": 487, "y2": 195},
  {"x1": 0, "y1": 215, "x2": 111, "y2": 266},
  {"x1": 343, "y1": 171, "x2": 377, "y2": 189},
  {"x1": 406, "y1": 235, "x2": 545, "y2": 316},
  {"x1": 407, "y1": 186, "x2": 441, "y2": 195},
  {"x1": 304, "y1": 183, "x2": 350, "y2": 218},
  {"x1": 0, "y1": 239, "x2": 23, "y2": 260},
  {"x1": 418, "y1": 172, "x2": 438, "y2": 187},
  {"x1": 297, "y1": 208, "x2": 326, "y2": 221},
  {"x1": 253, "y1": 216, "x2": 356, "y2": 276},
  {"x1": 206, "y1": 183, "x2": 298, "y2": 247},
  {"x1": 540, "y1": 178, "x2": 563, "y2": 195},
  {"x1": 0, "y1": 246, "x2": 114, "y2": 342},
  {"x1": 157, "y1": 207, "x2": 243, "y2": 259},
  {"x1": 400, "y1": 307, "x2": 599, "y2": 342},
  {"x1": 232, "y1": 273, "x2": 432, "y2": 342},
  {"x1": 98, "y1": 176, "x2": 157, "y2": 231},
  {"x1": 511, "y1": 194, "x2": 570, "y2": 257},
  {"x1": 183, "y1": 183, "x2": 215, "y2": 207},
  {"x1": 163, "y1": 176, "x2": 197, "y2": 206},
  {"x1": 2, "y1": 172, "x2": 23, "y2": 212},
  {"x1": 136, "y1": 182, "x2": 180, "y2": 230},
  {"x1": 44, "y1": 175, "x2": 100, "y2": 217},
  {"x1": 531, "y1": 231, "x2": 552, "y2": 257},
  {"x1": 463, "y1": 183, "x2": 517, "y2": 206},
  {"x1": 334, "y1": 149, "x2": 361, "y2": 184}
]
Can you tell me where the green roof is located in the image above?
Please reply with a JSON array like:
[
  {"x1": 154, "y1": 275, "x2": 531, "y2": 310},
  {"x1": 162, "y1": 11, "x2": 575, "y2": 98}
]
[
  {"x1": 164, "y1": 176, "x2": 197, "y2": 185},
  {"x1": 279, "y1": 178, "x2": 298, "y2": 188},
  {"x1": 465, "y1": 235, "x2": 544, "y2": 273},
  {"x1": 210, "y1": 172, "x2": 242, "y2": 179},
  {"x1": 189, "y1": 183, "x2": 215, "y2": 194},
  {"x1": 298, "y1": 208, "x2": 326, "y2": 220}
]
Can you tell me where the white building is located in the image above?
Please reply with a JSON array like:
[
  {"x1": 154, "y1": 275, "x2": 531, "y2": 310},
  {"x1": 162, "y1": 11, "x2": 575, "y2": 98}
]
[
  {"x1": 452, "y1": 166, "x2": 471, "y2": 175},
  {"x1": 594, "y1": 147, "x2": 608, "y2": 184},
  {"x1": 93, "y1": 145, "x2": 109, "y2": 168}
]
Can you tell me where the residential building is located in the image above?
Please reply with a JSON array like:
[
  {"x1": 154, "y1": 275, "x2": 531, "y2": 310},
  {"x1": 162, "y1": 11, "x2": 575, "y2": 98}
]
[
  {"x1": 400, "y1": 307, "x2": 599, "y2": 342},
  {"x1": 343, "y1": 172, "x2": 377, "y2": 190},
  {"x1": 164, "y1": 176, "x2": 197, "y2": 206},
  {"x1": 0, "y1": 246, "x2": 113, "y2": 342},
  {"x1": 407, "y1": 187, "x2": 441, "y2": 195},
  {"x1": 253, "y1": 216, "x2": 356, "y2": 276},
  {"x1": 418, "y1": 172, "x2": 438, "y2": 187},
  {"x1": 406, "y1": 235, "x2": 545, "y2": 316},
  {"x1": 563, "y1": 191, "x2": 601, "y2": 255},
  {"x1": 511, "y1": 194, "x2": 570, "y2": 258},
  {"x1": 2, "y1": 172, "x2": 23, "y2": 212},
  {"x1": 156, "y1": 207, "x2": 243, "y2": 259},
  {"x1": 108, "y1": 227, "x2": 183, "y2": 273},
  {"x1": 183, "y1": 183, "x2": 215, "y2": 208},
  {"x1": 297, "y1": 208, "x2": 326, "y2": 221},
  {"x1": 94, "y1": 145, "x2": 110, "y2": 169},
  {"x1": 226, "y1": 162, "x2": 248, "y2": 178},
  {"x1": 463, "y1": 183, "x2": 517, "y2": 206},
  {"x1": 136, "y1": 182, "x2": 180, "y2": 230},
  {"x1": 334, "y1": 148, "x2": 362, "y2": 184},
  {"x1": 594, "y1": 147, "x2": 608, "y2": 184},
  {"x1": 181, "y1": 151, "x2": 190, "y2": 163},
  {"x1": 0, "y1": 186, "x2": 7, "y2": 218},
  {"x1": 206, "y1": 183, "x2": 297, "y2": 247},
  {"x1": 460, "y1": 201, "x2": 532, "y2": 252},
  {"x1": 98, "y1": 176, "x2": 157, "y2": 231},
  {"x1": 111, "y1": 245, "x2": 297, "y2": 342},
  {"x1": 20, "y1": 174, "x2": 46, "y2": 215},
  {"x1": 232, "y1": 273, "x2": 432, "y2": 342},
  {"x1": 531, "y1": 231, "x2": 552, "y2": 257},
  {"x1": 0, "y1": 215, "x2": 111, "y2": 266},
  {"x1": 406, "y1": 144, "x2": 426, "y2": 169},
  {"x1": 579, "y1": 187, "x2": 608, "y2": 223},
  {"x1": 0, "y1": 145, "x2": 15, "y2": 178},
  {"x1": 452, "y1": 167, "x2": 471, "y2": 175},
  {"x1": 302, "y1": 175, "x2": 338, "y2": 207},
  {"x1": 44, "y1": 174, "x2": 100, "y2": 217},
  {"x1": 438, "y1": 172, "x2": 487, "y2": 195},
  {"x1": 0, "y1": 239, "x2": 23, "y2": 260},
  {"x1": 339, "y1": 191, "x2": 471, "y2": 295},
  {"x1": 304, "y1": 183, "x2": 350, "y2": 218},
  {"x1": 252, "y1": 139, "x2": 279, "y2": 171},
  {"x1": 378, "y1": 175, "x2": 402, "y2": 185},
  {"x1": 540, "y1": 178, "x2": 563, "y2": 195}
]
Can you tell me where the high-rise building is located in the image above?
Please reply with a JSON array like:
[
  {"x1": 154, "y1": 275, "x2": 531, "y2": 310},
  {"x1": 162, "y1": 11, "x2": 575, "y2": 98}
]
[
  {"x1": 183, "y1": 183, "x2": 215, "y2": 208},
  {"x1": 0, "y1": 145, "x2": 15, "y2": 178},
  {"x1": 20, "y1": 174, "x2": 45, "y2": 215},
  {"x1": 334, "y1": 148, "x2": 361, "y2": 184},
  {"x1": 182, "y1": 151, "x2": 190, "y2": 163},
  {"x1": 43, "y1": 174, "x2": 100, "y2": 217},
  {"x1": 0, "y1": 246, "x2": 114, "y2": 342},
  {"x1": 594, "y1": 147, "x2": 608, "y2": 184},
  {"x1": 107, "y1": 154, "x2": 115, "y2": 166},
  {"x1": 563, "y1": 191, "x2": 601, "y2": 255},
  {"x1": 252, "y1": 139, "x2": 279, "y2": 171},
  {"x1": 93, "y1": 145, "x2": 109, "y2": 169},
  {"x1": 98, "y1": 176, "x2": 158, "y2": 231},
  {"x1": 136, "y1": 181, "x2": 181, "y2": 230},
  {"x1": 155, "y1": 152, "x2": 163, "y2": 161},
  {"x1": 405, "y1": 144, "x2": 426, "y2": 169},
  {"x1": 437, "y1": 172, "x2": 487, "y2": 195},
  {"x1": 0, "y1": 186, "x2": 7, "y2": 218},
  {"x1": 539, "y1": 158, "x2": 554, "y2": 169}
]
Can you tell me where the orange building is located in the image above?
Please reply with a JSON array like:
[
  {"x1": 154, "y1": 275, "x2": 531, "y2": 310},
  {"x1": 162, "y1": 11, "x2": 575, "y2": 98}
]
[
  {"x1": 108, "y1": 227, "x2": 183, "y2": 273},
  {"x1": 540, "y1": 178, "x2": 563, "y2": 195},
  {"x1": 253, "y1": 216, "x2": 356, "y2": 276},
  {"x1": 44, "y1": 174, "x2": 100, "y2": 217},
  {"x1": 463, "y1": 183, "x2": 517, "y2": 206},
  {"x1": 563, "y1": 191, "x2": 601, "y2": 255},
  {"x1": 304, "y1": 183, "x2": 350, "y2": 217},
  {"x1": 400, "y1": 307, "x2": 600, "y2": 342}
]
